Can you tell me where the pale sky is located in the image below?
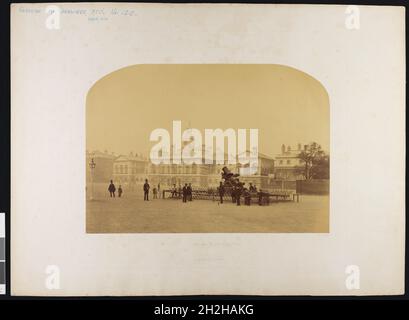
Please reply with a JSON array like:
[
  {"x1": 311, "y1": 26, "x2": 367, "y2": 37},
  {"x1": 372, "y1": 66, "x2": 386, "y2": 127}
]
[{"x1": 86, "y1": 64, "x2": 329, "y2": 158}]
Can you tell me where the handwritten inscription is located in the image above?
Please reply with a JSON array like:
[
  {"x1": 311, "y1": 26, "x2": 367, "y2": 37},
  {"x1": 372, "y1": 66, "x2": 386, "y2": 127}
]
[{"x1": 18, "y1": 6, "x2": 138, "y2": 22}]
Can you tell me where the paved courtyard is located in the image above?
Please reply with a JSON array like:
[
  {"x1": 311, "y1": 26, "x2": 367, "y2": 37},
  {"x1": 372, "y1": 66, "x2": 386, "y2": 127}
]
[{"x1": 86, "y1": 193, "x2": 329, "y2": 233}]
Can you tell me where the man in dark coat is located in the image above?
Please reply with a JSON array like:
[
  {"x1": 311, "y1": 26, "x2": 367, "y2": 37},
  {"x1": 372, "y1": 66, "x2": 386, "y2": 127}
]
[
  {"x1": 171, "y1": 184, "x2": 177, "y2": 198},
  {"x1": 143, "y1": 179, "x2": 150, "y2": 201},
  {"x1": 108, "y1": 180, "x2": 116, "y2": 198},
  {"x1": 258, "y1": 190, "x2": 263, "y2": 206},
  {"x1": 182, "y1": 183, "x2": 188, "y2": 203},
  {"x1": 243, "y1": 188, "x2": 251, "y2": 206},
  {"x1": 218, "y1": 181, "x2": 225, "y2": 204},
  {"x1": 235, "y1": 186, "x2": 242, "y2": 206},
  {"x1": 231, "y1": 187, "x2": 236, "y2": 203},
  {"x1": 178, "y1": 184, "x2": 182, "y2": 198},
  {"x1": 187, "y1": 183, "x2": 193, "y2": 201}
]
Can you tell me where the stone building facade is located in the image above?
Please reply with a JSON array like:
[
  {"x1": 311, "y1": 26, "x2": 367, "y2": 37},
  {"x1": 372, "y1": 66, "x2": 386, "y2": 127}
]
[
  {"x1": 86, "y1": 150, "x2": 116, "y2": 183},
  {"x1": 274, "y1": 144, "x2": 306, "y2": 180},
  {"x1": 86, "y1": 149, "x2": 275, "y2": 191}
]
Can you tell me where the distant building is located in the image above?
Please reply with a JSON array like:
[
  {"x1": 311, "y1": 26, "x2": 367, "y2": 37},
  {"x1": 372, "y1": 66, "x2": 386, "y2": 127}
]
[
  {"x1": 146, "y1": 147, "x2": 274, "y2": 189},
  {"x1": 147, "y1": 145, "x2": 237, "y2": 189},
  {"x1": 86, "y1": 143, "x2": 278, "y2": 190},
  {"x1": 86, "y1": 150, "x2": 116, "y2": 183},
  {"x1": 100, "y1": 146, "x2": 276, "y2": 190},
  {"x1": 237, "y1": 151, "x2": 275, "y2": 189},
  {"x1": 112, "y1": 152, "x2": 148, "y2": 189},
  {"x1": 274, "y1": 144, "x2": 306, "y2": 180}
]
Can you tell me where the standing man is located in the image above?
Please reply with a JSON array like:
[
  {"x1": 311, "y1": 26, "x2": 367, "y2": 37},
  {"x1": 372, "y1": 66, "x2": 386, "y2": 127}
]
[
  {"x1": 178, "y1": 184, "x2": 182, "y2": 198},
  {"x1": 182, "y1": 183, "x2": 188, "y2": 203},
  {"x1": 118, "y1": 185, "x2": 123, "y2": 198},
  {"x1": 108, "y1": 180, "x2": 116, "y2": 198},
  {"x1": 187, "y1": 183, "x2": 193, "y2": 201},
  {"x1": 157, "y1": 183, "x2": 161, "y2": 199},
  {"x1": 218, "y1": 181, "x2": 225, "y2": 204},
  {"x1": 143, "y1": 179, "x2": 150, "y2": 201},
  {"x1": 236, "y1": 186, "x2": 242, "y2": 206},
  {"x1": 231, "y1": 186, "x2": 236, "y2": 203},
  {"x1": 258, "y1": 190, "x2": 263, "y2": 206},
  {"x1": 243, "y1": 188, "x2": 251, "y2": 206},
  {"x1": 172, "y1": 184, "x2": 177, "y2": 198}
]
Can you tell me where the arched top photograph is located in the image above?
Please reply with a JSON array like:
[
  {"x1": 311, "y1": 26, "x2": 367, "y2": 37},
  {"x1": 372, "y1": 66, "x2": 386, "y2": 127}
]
[{"x1": 86, "y1": 64, "x2": 330, "y2": 233}]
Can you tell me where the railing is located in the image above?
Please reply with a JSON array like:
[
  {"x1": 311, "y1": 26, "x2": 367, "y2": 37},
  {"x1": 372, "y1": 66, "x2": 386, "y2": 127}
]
[
  {"x1": 162, "y1": 188, "x2": 300, "y2": 204},
  {"x1": 162, "y1": 189, "x2": 216, "y2": 200}
]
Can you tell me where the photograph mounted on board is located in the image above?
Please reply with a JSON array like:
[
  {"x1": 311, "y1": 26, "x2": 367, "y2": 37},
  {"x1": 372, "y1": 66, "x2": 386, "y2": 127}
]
[{"x1": 86, "y1": 64, "x2": 330, "y2": 233}]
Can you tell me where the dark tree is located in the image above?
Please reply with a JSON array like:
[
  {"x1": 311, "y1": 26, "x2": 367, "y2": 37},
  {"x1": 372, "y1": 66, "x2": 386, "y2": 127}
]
[
  {"x1": 298, "y1": 142, "x2": 328, "y2": 180},
  {"x1": 310, "y1": 155, "x2": 330, "y2": 179}
]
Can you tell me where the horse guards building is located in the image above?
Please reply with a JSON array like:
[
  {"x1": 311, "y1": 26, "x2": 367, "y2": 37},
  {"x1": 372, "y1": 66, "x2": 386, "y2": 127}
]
[{"x1": 86, "y1": 144, "x2": 308, "y2": 191}]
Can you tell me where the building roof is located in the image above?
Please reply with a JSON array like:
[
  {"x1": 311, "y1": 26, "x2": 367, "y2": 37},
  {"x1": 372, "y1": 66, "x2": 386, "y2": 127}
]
[
  {"x1": 87, "y1": 150, "x2": 117, "y2": 159},
  {"x1": 115, "y1": 154, "x2": 147, "y2": 162},
  {"x1": 236, "y1": 150, "x2": 274, "y2": 161},
  {"x1": 257, "y1": 152, "x2": 275, "y2": 160}
]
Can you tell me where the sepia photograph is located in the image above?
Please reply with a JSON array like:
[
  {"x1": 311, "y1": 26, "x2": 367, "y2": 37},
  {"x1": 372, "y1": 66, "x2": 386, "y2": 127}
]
[
  {"x1": 9, "y1": 2, "x2": 404, "y2": 297},
  {"x1": 86, "y1": 64, "x2": 330, "y2": 233}
]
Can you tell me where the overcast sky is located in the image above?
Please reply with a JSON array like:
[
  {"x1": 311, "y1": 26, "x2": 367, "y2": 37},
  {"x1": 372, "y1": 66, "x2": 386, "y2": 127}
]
[{"x1": 86, "y1": 64, "x2": 329, "y2": 158}]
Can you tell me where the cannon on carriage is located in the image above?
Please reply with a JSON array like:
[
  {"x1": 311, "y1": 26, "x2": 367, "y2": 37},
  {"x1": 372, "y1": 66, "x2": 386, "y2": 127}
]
[
  {"x1": 161, "y1": 166, "x2": 299, "y2": 204},
  {"x1": 219, "y1": 166, "x2": 299, "y2": 204},
  {"x1": 220, "y1": 167, "x2": 254, "y2": 204}
]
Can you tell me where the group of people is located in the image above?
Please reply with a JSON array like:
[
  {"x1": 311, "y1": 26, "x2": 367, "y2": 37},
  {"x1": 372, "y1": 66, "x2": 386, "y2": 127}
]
[
  {"x1": 218, "y1": 182, "x2": 259, "y2": 206},
  {"x1": 108, "y1": 180, "x2": 123, "y2": 198},
  {"x1": 171, "y1": 183, "x2": 193, "y2": 203},
  {"x1": 143, "y1": 180, "x2": 161, "y2": 201},
  {"x1": 107, "y1": 179, "x2": 261, "y2": 206},
  {"x1": 108, "y1": 179, "x2": 160, "y2": 200}
]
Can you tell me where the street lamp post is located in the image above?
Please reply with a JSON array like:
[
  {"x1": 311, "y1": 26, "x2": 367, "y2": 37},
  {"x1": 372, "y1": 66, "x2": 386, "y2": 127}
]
[{"x1": 89, "y1": 158, "x2": 96, "y2": 200}]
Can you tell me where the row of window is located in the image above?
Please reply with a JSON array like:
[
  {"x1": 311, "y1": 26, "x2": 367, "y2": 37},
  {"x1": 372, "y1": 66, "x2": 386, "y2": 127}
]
[
  {"x1": 278, "y1": 159, "x2": 304, "y2": 165},
  {"x1": 114, "y1": 163, "x2": 274, "y2": 174},
  {"x1": 115, "y1": 165, "x2": 228, "y2": 175},
  {"x1": 114, "y1": 165, "x2": 145, "y2": 174}
]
